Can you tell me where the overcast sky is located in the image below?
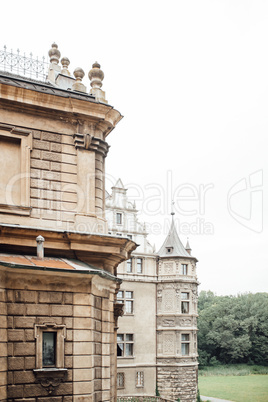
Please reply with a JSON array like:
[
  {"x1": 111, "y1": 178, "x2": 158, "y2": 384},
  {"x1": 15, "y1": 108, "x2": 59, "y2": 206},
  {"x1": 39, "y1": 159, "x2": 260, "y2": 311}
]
[{"x1": 1, "y1": 0, "x2": 267, "y2": 296}]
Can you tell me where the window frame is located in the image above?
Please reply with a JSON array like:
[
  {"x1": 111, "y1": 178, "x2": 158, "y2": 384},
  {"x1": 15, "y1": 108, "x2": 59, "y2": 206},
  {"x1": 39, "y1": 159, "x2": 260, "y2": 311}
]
[
  {"x1": 117, "y1": 290, "x2": 134, "y2": 314},
  {"x1": 137, "y1": 258, "x2": 143, "y2": 274},
  {"x1": 34, "y1": 323, "x2": 66, "y2": 369},
  {"x1": 117, "y1": 372, "x2": 125, "y2": 389},
  {"x1": 136, "y1": 371, "x2": 144, "y2": 388},
  {"x1": 126, "y1": 258, "x2": 132, "y2": 273},
  {"x1": 182, "y1": 264, "x2": 188, "y2": 275},
  {"x1": 181, "y1": 333, "x2": 190, "y2": 356},
  {"x1": 117, "y1": 333, "x2": 134, "y2": 358},
  {"x1": 116, "y1": 212, "x2": 122, "y2": 225},
  {"x1": 181, "y1": 292, "x2": 190, "y2": 314}
]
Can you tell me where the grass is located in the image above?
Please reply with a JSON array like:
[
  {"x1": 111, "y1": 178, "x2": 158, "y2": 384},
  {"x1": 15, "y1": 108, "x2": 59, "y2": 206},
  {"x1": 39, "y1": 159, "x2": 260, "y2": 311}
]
[
  {"x1": 199, "y1": 375, "x2": 268, "y2": 402},
  {"x1": 199, "y1": 364, "x2": 268, "y2": 377}
]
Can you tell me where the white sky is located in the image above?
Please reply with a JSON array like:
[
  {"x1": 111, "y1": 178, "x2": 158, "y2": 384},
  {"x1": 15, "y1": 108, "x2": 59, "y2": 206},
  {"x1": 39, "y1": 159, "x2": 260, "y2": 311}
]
[{"x1": 1, "y1": 0, "x2": 267, "y2": 296}]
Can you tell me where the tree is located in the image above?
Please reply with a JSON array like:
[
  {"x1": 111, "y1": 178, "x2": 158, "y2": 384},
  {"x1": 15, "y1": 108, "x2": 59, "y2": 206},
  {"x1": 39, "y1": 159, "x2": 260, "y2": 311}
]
[{"x1": 197, "y1": 291, "x2": 268, "y2": 365}]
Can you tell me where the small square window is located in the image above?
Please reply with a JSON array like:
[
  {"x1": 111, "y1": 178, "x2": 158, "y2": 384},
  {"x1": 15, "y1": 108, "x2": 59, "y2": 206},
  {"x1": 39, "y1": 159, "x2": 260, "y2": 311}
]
[
  {"x1": 117, "y1": 334, "x2": 134, "y2": 357},
  {"x1": 127, "y1": 234, "x2": 133, "y2": 240},
  {"x1": 136, "y1": 371, "x2": 144, "y2": 387}
]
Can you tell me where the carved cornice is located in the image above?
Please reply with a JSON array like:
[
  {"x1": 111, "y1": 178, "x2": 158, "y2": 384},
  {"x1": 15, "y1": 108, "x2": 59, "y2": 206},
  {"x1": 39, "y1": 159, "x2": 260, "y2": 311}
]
[{"x1": 73, "y1": 132, "x2": 109, "y2": 157}]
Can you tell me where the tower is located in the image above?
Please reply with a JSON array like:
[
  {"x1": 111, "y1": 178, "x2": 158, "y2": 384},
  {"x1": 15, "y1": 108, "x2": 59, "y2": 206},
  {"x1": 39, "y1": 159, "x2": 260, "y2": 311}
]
[{"x1": 156, "y1": 214, "x2": 198, "y2": 401}]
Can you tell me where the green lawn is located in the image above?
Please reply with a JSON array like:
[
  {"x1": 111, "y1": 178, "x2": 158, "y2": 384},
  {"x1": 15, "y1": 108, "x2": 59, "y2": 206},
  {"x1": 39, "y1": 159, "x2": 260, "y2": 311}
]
[{"x1": 199, "y1": 374, "x2": 268, "y2": 402}]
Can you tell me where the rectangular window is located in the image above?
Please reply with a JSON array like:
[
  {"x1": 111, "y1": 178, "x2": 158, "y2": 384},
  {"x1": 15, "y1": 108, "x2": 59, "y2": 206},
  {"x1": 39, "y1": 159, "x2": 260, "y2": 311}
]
[
  {"x1": 181, "y1": 293, "x2": 190, "y2": 314},
  {"x1": 117, "y1": 290, "x2": 134, "y2": 314},
  {"x1": 136, "y1": 371, "x2": 144, "y2": 387},
  {"x1": 117, "y1": 334, "x2": 134, "y2": 357},
  {"x1": 125, "y1": 291, "x2": 134, "y2": 314},
  {"x1": 181, "y1": 334, "x2": 190, "y2": 356},
  {"x1": 117, "y1": 372, "x2": 125, "y2": 388},
  {"x1": 126, "y1": 258, "x2": 132, "y2": 273},
  {"x1": 116, "y1": 213, "x2": 122, "y2": 224},
  {"x1": 127, "y1": 234, "x2": 133, "y2": 240},
  {"x1": 137, "y1": 258, "x2": 143, "y2": 273},
  {"x1": 182, "y1": 264, "x2": 188, "y2": 275},
  {"x1": 42, "y1": 332, "x2": 56, "y2": 367}
]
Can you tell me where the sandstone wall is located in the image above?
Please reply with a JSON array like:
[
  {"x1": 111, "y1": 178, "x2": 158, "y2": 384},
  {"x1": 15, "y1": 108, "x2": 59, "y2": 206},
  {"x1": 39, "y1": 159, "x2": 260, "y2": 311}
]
[{"x1": 157, "y1": 365, "x2": 198, "y2": 402}]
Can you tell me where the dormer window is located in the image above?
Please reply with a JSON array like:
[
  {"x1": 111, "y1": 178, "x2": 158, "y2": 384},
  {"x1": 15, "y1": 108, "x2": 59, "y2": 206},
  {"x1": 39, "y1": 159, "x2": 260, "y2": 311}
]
[
  {"x1": 166, "y1": 247, "x2": 173, "y2": 254},
  {"x1": 116, "y1": 213, "x2": 122, "y2": 225}
]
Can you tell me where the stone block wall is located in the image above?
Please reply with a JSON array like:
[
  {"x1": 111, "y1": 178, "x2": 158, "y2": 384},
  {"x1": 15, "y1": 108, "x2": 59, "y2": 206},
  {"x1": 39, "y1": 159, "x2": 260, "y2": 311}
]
[
  {"x1": 157, "y1": 365, "x2": 198, "y2": 402},
  {"x1": 30, "y1": 130, "x2": 77, "y2": 228},
  {"x1": 3, "y1": 280, "x2": 116, "y2": 402},
  {"x1": 0, "y1": 282, "x2": 7, "y2": 402}
]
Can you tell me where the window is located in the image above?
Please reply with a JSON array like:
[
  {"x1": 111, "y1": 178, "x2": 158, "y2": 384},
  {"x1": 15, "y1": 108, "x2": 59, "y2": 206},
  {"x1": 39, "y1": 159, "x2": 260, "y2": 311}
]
[
  {"x1": 136, "y1": 371, "x2": 144, "y2": 387},
  {"x1": 117, "y1": 334, "x2": 134, "y2": 357},
  {"x1": 181, "y1": 334, "x2": 190, "y2": 356},
  {"x1": 117, "y1": 290, "x2": 134, "y2": 314},
  {"x1": 116, "y1": 233, "x2": 122, "y2": 236},
  {"x1": 34, "y1": 323, "x2": 66, "y2": 369},
  {"x1": 42, "y1": 332, "x2": 56, "y2": 367},
  {"x1": 182, "y1": 264, "x2": 188, "y2": 275},
  {"x1": 127, "y1": 234, "x2": 133, "y2": 240},
  {"x1": 117, "y1": 372, "x2": 125, "y2": 388},
  {"x1": 0, "y1": 125, "x2": 32, "y2": 215},
  {"x1": 137, "y1": 258, "x2": 143, "y2": 274},
  {"x1": 116, "y1": 213, "x2": 122, "y2": 224},
  {"x1": 126, "y1": 258, "x2": 132, "y2": 273},
  {"x1": 181, "y1": 292, "x2": 189, "y2": 314},
  {"x1": 166, "y1": 247, "x2": 173, "y2": 254}
]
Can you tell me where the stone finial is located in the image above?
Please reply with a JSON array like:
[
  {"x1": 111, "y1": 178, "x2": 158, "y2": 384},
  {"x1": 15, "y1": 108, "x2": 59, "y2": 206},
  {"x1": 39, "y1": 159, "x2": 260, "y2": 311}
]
[
  {"x1": 88, "y1": 62, "x2": 104, "y2": 89},
  {"x1": 88, "y1": 62, "x2": 107, "y2": 103},
  {"x1": 61, "y1": 57, "x2": 71, "y2": 76},
  {"x1": 72, "y1": 67, "x2": 87, "y2": 93},
  {"x1": 185, "y1": 238, "x2": 192, "y2": 255},
  {"x1": 48, "y1": 43, "x2": 61, "y2": 64}
]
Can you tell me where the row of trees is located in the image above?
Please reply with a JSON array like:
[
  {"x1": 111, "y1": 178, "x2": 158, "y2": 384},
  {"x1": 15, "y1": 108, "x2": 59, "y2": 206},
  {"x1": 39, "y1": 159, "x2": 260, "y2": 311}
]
[{"x1": 197, "y1": 291, "x2": 268, "y2": 366}]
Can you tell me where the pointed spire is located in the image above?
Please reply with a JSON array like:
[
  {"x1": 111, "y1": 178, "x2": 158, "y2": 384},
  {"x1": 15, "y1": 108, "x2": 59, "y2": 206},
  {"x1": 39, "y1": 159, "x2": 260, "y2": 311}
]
[
  {"x1": 185, "y1": 238, "x2": 192, "y2": 256},
  {"x1": 158, "y1": 217, "x2": 191, "y2": 258}
]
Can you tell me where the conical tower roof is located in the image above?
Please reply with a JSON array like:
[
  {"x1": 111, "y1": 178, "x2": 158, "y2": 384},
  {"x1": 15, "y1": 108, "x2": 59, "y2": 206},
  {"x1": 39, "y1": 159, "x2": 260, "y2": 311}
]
[{"x1": 158, "y1": 216, "x2": 191, "y2": 258}]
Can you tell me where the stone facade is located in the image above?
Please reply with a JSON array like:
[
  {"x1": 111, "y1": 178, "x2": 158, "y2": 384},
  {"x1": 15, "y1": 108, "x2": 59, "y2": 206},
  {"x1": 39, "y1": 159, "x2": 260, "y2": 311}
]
[
  {"x1": 0, "y1": 44, "x2": 135, "y2": 401},
  {"x1": 106, "y1": 181, "x2": 199, "y2": 402}
]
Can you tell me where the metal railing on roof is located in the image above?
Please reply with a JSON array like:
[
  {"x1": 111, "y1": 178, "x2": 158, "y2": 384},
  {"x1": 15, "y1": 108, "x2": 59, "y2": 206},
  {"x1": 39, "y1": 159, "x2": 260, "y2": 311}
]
[{"x1": 0, "y1": 45, "x2": 48, "y2": 82}]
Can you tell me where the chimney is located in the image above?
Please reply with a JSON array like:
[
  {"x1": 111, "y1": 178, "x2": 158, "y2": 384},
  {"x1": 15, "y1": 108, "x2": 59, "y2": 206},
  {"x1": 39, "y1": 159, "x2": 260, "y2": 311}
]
[{"x1": 36, "y1": 235, "x2": 45, "y2": 259}]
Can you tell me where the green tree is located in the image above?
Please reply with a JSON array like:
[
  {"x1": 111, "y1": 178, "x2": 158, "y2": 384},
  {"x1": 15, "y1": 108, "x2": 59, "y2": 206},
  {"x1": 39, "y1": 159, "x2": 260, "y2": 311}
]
[{"x1": 197, "y1": 291, "x2": 268, "y2": 365}]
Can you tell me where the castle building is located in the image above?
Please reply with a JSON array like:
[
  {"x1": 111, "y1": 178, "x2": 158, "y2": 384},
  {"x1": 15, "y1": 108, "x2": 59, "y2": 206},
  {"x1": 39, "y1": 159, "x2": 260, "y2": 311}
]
[
  {"x1": 0, "y1": 44, "x2": 135, "y2": 401},
  {"x1": 106, "y1": 180, "x2": 199, "y2": 402}
]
